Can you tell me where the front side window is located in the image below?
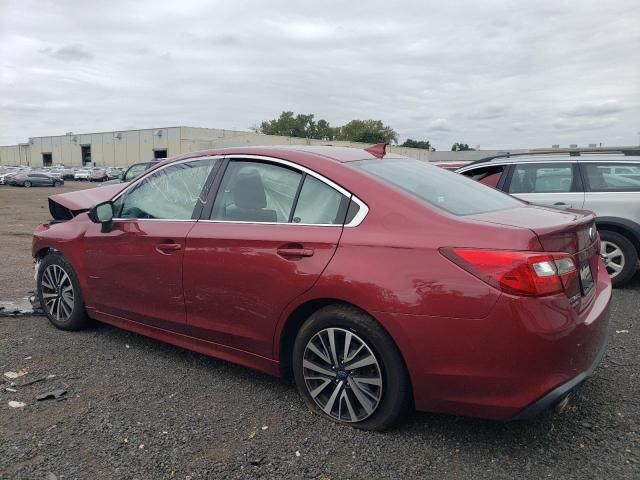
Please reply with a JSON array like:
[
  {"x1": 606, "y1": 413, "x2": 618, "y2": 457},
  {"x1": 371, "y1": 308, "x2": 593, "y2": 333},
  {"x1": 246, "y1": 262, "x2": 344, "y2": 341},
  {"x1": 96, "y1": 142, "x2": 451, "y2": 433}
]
[
  {"x1": 116, "y1": 159, "x2": 216, "y2": 220},
  {"x1": 583, "y1": 162, "x2": 640, "y2": 192},
  {"x1": 354, "y1": 158, "x2": 521, "y2": 216},
  {"x1": 508, "y1": 163, "x2": 574, "y2": 193}
]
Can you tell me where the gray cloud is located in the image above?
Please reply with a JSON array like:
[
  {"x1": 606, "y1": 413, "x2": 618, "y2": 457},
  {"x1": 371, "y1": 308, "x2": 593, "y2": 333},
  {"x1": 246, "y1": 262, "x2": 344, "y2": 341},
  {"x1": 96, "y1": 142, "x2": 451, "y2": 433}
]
[
  {"x1": 564, "y1": 101, "x2": 625, "y2": 117},
  {"x1": 40, "y1": 44, "x2": 94, "y2": 62},
  {"x1": 0, "y1": 0, "x2": 638, "y2": 149}
]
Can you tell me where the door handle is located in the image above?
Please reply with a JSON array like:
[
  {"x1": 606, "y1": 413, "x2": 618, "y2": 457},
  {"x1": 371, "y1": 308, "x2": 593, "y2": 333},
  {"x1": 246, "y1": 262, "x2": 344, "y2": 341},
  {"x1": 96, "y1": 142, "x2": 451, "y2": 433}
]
[
  {"x1": 155, "y1": 242, "x2": 182, "y2": 254},
  {"x1": 277, "y1": 247, "x2": 314, "y2": 259},
  {"x1": 553, "y1": 202, "x2": 572, "y2": 207}
]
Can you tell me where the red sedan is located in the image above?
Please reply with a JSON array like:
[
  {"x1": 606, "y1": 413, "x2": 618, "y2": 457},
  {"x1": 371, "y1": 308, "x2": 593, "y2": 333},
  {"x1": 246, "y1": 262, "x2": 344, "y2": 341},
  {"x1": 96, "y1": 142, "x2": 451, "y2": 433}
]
[{"x1": 33, "y1": 145, "x2": 611, "y2": 430}]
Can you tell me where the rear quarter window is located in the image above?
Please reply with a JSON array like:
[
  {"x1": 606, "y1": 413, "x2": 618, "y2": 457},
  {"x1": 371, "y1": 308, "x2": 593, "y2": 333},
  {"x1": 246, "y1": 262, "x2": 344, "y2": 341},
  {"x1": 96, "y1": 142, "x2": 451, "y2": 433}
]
[
  {"x1": 583, "y1": 162, "x2": 640, "y2": 192},
  {"x1": 354, "y1": 158, "x2": 522, "y2": 216}
]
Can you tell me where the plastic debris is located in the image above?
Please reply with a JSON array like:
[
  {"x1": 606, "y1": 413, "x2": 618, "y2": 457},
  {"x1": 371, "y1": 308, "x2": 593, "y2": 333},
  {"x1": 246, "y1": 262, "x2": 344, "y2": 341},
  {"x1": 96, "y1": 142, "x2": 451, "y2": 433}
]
[
  {"x1": 0, "y1": 294, "x2": 44, "y2": 317},
  {"x1": 616, "y1": 330, "x2": 630, "y2": 334},
  {"x1": 295, "y1": 450, "x2": 301, "y2": 457},
  {"x1": 36, "y1": 389, "x2": 67, "y2": 401},
  {"x1": 5, "y1": 387, "x2": 17, "y2": 393},
  {"x1": 8, "y1": 401, "x2": 26, "y2": 408},
  {"x1": 4, "y1": 369, "x2": 28, "y2": 379},
  {"x1": 261, "y1": 425, "x2": 268, "y2": 431}
]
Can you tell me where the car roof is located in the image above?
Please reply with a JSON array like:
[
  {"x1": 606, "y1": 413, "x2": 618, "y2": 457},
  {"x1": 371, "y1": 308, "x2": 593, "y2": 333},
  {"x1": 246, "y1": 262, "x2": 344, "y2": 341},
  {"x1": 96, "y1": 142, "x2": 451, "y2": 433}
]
[{"x1": 170, "y1": 145, "x2": 407, "y2": 164}]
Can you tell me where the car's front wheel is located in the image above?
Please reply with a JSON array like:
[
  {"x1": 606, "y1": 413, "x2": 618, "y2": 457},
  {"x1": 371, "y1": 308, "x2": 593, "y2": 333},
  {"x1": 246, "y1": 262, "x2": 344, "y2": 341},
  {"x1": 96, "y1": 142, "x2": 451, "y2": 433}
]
[
  {"x1": 600, "y1": 230, "x2": 638, "y2": 287},
  {"x1": 292, "y1": 305, "x2": 411, "y2": 431},
  {"x1": 23, "y1": 181, "x2": 32, "y2": 187},
  {"x1": 37, "y1": 253, "x2": 90, "y2": 330}
]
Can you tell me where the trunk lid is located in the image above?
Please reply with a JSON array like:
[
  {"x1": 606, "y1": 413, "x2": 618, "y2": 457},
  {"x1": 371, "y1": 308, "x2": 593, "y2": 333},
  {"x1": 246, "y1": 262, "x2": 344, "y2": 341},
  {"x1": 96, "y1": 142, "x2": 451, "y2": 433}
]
[
  {"x1": 470, "y1": 205, "x2": 596, "y2": 254},
  {"x1": 471, "y1": 205, "x2": 600, "y2": 301}
]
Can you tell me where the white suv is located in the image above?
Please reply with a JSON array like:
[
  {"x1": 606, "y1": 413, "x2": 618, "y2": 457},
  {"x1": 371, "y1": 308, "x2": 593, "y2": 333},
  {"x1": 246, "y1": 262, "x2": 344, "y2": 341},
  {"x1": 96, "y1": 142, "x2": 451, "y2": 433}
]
[{"x1": 457, "y1": 152, "x2": 640, "y2": 287}]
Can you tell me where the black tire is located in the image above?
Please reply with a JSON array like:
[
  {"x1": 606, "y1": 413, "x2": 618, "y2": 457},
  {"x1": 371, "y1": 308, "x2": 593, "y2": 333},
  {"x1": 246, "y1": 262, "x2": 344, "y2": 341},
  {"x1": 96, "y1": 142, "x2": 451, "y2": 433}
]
[
  {"x1": 37, "y1": 253, "x2": 91, "y2": 330},
  {"x1": 23, "y1": 181, "x2": 32, "y2": 188},
  {"x1": 600, "y1": 230, "x2": 638, "y2": 288},
  {"x1": 53, "y1": 181, "x2": 62, "y2": 187},
  {"x1": 292, "y1": 304, "x2": 411, "y2": 431}
]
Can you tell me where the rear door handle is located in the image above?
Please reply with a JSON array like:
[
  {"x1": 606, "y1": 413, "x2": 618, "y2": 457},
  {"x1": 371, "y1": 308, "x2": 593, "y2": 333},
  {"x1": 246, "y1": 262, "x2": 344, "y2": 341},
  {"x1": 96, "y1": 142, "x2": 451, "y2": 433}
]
[
  {"x1": 277, "y1": 247, "x2": 314, "y2": 259},
  {"x1": 155, "y1": 242, "x2": 182, "y2": 254},
  {"x1": 553, "y1": 202, "x2": 571, "y2": 207}
]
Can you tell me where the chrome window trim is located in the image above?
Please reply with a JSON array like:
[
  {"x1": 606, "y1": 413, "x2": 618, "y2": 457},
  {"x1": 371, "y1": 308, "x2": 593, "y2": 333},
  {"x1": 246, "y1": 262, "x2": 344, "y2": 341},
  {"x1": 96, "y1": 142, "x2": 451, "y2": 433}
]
[
  {"x1": 458, "y1": 159, "x2": 640, "y2": 174},
  {"x1": 218, "y1": 154, "x2": 369, "y2": 227},
  {"x1": 457, "y1": 160, "x2": 578, "y2": 174},
  {"x1": 109, "y1": 154, "x2": 369, "y2": 227}
]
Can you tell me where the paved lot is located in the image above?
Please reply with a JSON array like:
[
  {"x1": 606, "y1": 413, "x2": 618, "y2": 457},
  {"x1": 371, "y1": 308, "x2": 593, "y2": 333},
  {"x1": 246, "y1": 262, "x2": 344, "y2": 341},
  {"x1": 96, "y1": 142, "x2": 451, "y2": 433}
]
[{"x1": 1, "y1": 183, "x2": 639, "y2": 479}]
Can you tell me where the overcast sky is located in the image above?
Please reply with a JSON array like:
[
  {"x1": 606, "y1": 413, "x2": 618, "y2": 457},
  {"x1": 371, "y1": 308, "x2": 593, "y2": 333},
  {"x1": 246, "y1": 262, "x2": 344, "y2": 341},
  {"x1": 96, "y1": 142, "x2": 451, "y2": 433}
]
[{"x1": 1, "y1": 0, "x2": 638, "y2": 150}]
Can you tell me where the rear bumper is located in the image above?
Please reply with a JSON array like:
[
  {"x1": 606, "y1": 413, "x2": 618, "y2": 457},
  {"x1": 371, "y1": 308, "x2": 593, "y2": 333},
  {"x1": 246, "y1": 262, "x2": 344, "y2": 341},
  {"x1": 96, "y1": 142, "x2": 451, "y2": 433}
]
[
  {"x1": 378, "y1": 258, "x2": 612, "y2": 420},
  {"x1": 512, "y1": 322, "x2": 609, "y2": 420}
]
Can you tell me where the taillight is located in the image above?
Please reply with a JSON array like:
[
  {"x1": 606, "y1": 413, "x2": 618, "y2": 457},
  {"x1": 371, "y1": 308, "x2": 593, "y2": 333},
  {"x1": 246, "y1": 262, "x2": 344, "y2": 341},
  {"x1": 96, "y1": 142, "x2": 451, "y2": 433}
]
[{"x1": 440, "y1": 248, "x2": 578, "y2": 297}]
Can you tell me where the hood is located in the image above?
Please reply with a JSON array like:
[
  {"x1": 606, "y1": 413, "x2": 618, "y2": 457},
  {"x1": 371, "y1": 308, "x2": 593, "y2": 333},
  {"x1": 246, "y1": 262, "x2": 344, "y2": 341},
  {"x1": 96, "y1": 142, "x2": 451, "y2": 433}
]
[{"x1": 48, "y1": 183, "x2": 126, "y2": 221}]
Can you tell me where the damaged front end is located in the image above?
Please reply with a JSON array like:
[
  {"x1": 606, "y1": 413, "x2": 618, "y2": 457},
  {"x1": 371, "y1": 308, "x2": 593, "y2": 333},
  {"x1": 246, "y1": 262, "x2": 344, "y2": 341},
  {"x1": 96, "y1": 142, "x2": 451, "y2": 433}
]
[{"x1": 47, "y1": 183, "x2": 125, "y2": 222}]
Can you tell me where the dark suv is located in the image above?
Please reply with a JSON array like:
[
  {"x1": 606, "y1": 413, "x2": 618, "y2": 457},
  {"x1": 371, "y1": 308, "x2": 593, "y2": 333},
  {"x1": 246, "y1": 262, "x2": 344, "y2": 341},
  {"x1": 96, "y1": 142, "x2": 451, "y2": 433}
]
[{"x1": 457, "y1": 152, "x2": 640, "y2": 287}]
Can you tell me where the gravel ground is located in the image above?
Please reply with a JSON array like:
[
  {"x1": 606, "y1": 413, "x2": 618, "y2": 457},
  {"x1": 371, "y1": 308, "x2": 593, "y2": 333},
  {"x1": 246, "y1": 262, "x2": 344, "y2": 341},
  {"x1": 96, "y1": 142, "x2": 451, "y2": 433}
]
[{"x1": 1, "y1": 183, "x2": 639, "y2": 479}]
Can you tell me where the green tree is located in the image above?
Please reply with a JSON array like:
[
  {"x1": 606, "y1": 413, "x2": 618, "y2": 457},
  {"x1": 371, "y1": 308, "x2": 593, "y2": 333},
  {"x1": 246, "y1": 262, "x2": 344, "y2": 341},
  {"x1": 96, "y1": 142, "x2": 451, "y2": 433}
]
[
  {"x1": 260, "y1": 111, "x2": 336, "y2": 139},
  {"x1": 451, "y1": 142, "x2": 474, "y2": 151},
  {"x1": 335, "y1": 119, "x2": 398, "y2": 144},
  {"x1": 401, "y1": 139, "x2": 431, "y2": 149}
]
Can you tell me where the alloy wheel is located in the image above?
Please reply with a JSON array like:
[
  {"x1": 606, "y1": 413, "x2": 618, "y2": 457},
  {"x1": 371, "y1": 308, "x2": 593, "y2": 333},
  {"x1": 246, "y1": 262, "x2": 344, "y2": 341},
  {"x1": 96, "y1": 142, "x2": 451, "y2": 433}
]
[
  {"x1": 302, "y1": 327, "x2": 383, "y2": 423},
  {"x1": 601, "y1": 240, "x2": 625, "y2": 279},
  {"x1": 41, "y1": 264, "x2": 75, "y2": 322}
]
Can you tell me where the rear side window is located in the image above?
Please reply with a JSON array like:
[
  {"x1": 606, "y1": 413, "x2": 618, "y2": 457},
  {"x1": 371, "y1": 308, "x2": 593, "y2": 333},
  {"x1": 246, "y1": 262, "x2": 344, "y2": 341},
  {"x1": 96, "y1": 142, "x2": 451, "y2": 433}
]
[
  {"x1": 508, "y1": 163, "x2": 575, "y2": 193},
  {"x1": 292, "y1": 175, "x2": 346, "y2": 224},
  {"x1": 354, "y1": 158, "x2": 522, "y2": 216},
  {"x1": 211, "y1": 160, "x2": 349, "y2": 225},
  {"x1": 583, "y1": 163, "x2": 640, "y2": 192},
  {"x1": 211, "y1": 161, "x2": 302, "y2": 223}
]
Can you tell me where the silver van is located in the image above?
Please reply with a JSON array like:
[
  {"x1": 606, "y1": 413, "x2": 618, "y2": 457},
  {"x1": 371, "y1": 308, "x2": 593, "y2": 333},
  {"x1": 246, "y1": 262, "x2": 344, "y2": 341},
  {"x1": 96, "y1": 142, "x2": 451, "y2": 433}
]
[{"x1": 457, "y1": 153, "x2": 640, "y2": 287}]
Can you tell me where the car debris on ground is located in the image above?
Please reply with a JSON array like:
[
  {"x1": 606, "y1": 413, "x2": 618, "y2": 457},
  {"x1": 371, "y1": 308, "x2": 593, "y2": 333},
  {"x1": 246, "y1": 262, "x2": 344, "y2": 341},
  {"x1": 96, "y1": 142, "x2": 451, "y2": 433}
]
[{"x1": 36, "y1": 389, "x2": 67, "y2": 401}]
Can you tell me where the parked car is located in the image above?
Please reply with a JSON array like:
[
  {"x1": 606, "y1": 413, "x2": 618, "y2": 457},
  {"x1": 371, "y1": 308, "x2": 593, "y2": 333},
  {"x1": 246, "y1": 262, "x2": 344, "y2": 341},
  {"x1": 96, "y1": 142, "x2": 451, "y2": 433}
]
[
  {"x1": 0, "y1": 171, "x2": 20, "y2": 185},
  {"x1": 57, "y1": 168, "x2": 76, "y2": 180},
  {"x1": 33, "y1": 145, "x2": 610, "y2": 430},
  {"x1": 73, "y1": 169, "x2": 90, "y2": 181},
  {"x1": 456, "y1": 152, "x2": 640, "y2": 287},
  {"x1": 89, "y1": 168, "x2": 108, "y2": 182},
  {"x1": 10, "y1": 172, "x2": 63, "y2": 187},
  {"x1": 106, "y1": 167, "x2": 124, "y2": 180},
  {"x1": 101, "y1": 161, "x2": 160, "y2": 186}
]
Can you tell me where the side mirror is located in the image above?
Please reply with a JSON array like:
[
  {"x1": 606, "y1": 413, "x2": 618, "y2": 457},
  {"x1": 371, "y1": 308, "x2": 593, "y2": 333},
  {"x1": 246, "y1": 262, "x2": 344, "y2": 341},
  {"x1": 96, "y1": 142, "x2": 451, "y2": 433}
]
[{"x1": 89, "y1": 201, "x2": 114, "y2": 224}]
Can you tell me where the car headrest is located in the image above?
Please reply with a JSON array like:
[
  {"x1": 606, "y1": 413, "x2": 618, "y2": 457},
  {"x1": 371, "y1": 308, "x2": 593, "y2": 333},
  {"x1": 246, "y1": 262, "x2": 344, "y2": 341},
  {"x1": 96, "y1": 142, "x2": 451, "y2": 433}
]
[{"x1": 234, "y1": 170, "x2": 267, "y2": 209}]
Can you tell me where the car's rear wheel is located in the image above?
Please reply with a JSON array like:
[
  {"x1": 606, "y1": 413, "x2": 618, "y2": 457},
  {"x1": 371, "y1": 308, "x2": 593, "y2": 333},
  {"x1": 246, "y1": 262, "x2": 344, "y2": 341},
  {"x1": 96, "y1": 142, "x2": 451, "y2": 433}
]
[
  {"x1": 23, "y1": 181, "x2": 32, "y2": 188},
  {"x1": 37, "y1": 253, "x2": 90, "y2": 330},
  {"x1": 600, "y1": 230, "x2": 638, "y2": 287},
  {"x1": 292, "y1": 305, "x2": 411, "y2": 431},
  {"x1": 53, "y1": 181, "x2": 62, "y2": 187}
]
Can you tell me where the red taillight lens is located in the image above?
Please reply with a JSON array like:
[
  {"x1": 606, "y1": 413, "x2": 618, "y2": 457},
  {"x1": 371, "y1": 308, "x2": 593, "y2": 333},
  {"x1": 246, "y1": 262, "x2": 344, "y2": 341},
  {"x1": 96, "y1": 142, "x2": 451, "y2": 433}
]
[{"x1": 440, "y1": 248, "x2": 577, "y2": 297}]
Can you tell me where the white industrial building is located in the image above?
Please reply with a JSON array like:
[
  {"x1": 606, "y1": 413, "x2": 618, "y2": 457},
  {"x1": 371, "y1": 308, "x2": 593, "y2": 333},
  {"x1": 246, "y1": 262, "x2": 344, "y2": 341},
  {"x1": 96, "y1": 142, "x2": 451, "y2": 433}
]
[{"x1": 0, "y1": 126, "x2": 436, "y2": 167}]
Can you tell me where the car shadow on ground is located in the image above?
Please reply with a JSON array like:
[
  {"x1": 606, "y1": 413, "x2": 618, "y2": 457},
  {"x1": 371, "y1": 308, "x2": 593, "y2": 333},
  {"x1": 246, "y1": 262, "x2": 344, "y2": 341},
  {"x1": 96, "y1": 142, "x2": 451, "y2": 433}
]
[{"x1": 70, "y1": 316, "x2": 617, "y2": 446}]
